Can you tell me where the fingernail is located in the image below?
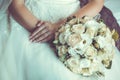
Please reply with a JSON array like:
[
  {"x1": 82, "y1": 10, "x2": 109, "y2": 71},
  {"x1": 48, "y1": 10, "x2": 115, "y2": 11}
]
[{"x1": 37, "y1": 23, "x2": 41, "y2": 26}]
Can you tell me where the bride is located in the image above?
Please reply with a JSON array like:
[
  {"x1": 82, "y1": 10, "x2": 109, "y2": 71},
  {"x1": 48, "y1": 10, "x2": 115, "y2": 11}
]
[{"x1": 0, "y1": 0, "x2": 120, "y2": 80}]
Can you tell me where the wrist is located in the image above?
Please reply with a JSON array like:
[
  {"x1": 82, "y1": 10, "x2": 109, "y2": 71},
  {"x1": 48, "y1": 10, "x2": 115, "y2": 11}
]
[{"x1": 56, "y1": 19, "x2": 67, "y2": 29}]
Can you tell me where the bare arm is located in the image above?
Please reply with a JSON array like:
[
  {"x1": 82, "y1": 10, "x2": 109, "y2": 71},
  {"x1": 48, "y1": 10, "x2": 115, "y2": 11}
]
[
  {"x1": 9, "y1": 0, "x2": 104, "y2": 43},
  {"x1": 9, "y1": 0, "x2": 65, "y2": 42},
  {"x1": 9, "y1": 0, "x2": 39, "y2": 32},
  {"x1": 74, "y1": 0, "x2": 104, "y2": 18}
]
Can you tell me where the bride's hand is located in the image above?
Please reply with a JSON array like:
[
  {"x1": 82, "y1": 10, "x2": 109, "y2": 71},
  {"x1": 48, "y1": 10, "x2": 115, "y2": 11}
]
[{"x1": 29, "y1": 20, "x2": 65, "y2": 43}]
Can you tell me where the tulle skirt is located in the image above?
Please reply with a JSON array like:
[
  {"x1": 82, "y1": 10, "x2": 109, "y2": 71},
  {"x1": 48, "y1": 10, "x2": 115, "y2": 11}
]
[{"x1": 0, "y1": 14, "x2": 120, "y2": 80}]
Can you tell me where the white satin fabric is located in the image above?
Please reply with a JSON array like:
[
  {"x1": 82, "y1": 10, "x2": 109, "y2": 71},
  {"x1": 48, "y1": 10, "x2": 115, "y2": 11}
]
[
  {"x1": 0, "y1": 0, "x2": 12, "y2": 80},
  {"x1": 0, "y1": 0, "x2": 120, "y2": 80},
  {"x1": 0, "y1": 0, "x2": 12, "y2": 13}
]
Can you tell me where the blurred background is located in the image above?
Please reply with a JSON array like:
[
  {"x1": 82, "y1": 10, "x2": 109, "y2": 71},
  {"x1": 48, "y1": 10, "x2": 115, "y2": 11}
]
[{"x1": 105, "y1": 0, "x2": 120, "y2": 25}]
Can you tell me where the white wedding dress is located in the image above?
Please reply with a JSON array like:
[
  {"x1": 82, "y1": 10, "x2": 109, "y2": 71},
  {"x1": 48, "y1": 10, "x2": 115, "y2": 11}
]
[
  {"x1": 0, "y1": 0, "x2": 12, "y2": 79},
  {"x1": 0, "y1": 0, "x2": 120, "y2": 80}
]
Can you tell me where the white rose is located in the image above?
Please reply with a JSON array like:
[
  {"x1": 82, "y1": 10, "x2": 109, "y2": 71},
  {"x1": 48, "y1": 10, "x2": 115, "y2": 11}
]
[
  {"x1": 106, "y1": 28, "x2": 112, "y2": 38},
  {"x1": 58, "y1": 24, "x2": 71, "y2": 33},
  {"x1": 64, "y1": 24, "x2": 71, "y2": 32},
  {"x1": 102, "y1": 45, "x2": 114, "y2": 60},
  {"x1": 59, "y1": 33, "x2": 66, "y2": 44},
  {"x1": 71, "y1": 24, "x2": 85, "y2": 34},
  {"x1": 58, "y1": 25, "x2": 71, "y2": 44},
  {"x1": 79, "y1": 16, "x2": 93, "y2": 23},
  {"x1": 86, "y1": 28, "x2": 96, "y2": 38},
  {"x1": 68, "y1": 47, "x2": 78, "y2": 56},
  {"x1": 85, "y1": 46, "x2": 97, "y2": 58},
  {"x1": 67, "y1": 18, "x2": 77, "y2": 25},
  {"x1": 64, "y1": 31, "x2": 71, "y2": 43},
  {"x1": 74, "y1": 47, "x2": 83, "y2": 55},
  {"x1": 85, "y1": 20, "x2": 100, "y2": 29},
  {"x1": 66, "y1": 57, "x2": 80, "y2": 69},
  {"x1": 105, "y1": 44, "x2": 113, "y2": 53},
  {"x1": 68, "y1": 33, "x2": 82, "y2": 47},
  {"x1": 97, "y1": 25, "x2": 107, "y2": 36},
  {"x1": 90, "y1": 58, "x2": 101, "y2": 72},
  {"x1": 71, "y1": 67, "x2": 81, "y2": 73},
  {"x1": 105, "y1": 37, "x2": 115, "y2": 47},
  {"x1": 80, "y1": 68, "x2": 92, "y2": 76},
  {"x1": 94, "y1": 36, "x2": 106, "y2": 48},
  {"x1": 58, "y1": 46, "x2": 68, "y2": 57},
  {"x1": 84, "y1": 20, "x2": 100, "y2": 38},
  {"x1": 78, "y1": 34, "x2": 92, "y2": 51},
  {"x1": 58, "y1": 26, "x2": 66, "y2": 33},
  {"x1": 80, "y1": 59, "x2": 91, "y2": 68}
]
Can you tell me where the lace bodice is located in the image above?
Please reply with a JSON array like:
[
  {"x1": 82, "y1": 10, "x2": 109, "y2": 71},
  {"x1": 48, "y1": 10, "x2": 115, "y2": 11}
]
[{"x1": 25, "y1": 0, "x2": 80, "y2": 23}]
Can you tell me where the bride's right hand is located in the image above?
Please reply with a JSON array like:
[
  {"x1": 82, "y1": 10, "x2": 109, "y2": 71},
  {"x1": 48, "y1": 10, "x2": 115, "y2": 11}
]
[
  {"x1": 29, "y1": 21, "x2": 51, "y2": 43},
  {"x1": 29, "y1": 19, "x2": 65, "y2": 43}
]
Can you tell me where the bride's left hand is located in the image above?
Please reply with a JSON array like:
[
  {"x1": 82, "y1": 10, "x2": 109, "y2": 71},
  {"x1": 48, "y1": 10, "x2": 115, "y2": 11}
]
[{"x1": 29, "y1": 20, "x2": 65, "y2": 43}]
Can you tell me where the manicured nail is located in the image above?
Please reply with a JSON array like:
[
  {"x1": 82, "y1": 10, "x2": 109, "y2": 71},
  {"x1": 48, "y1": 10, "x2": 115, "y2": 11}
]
[{"x1": 37, "y1": 23, "x2": 42, "y2": 26}]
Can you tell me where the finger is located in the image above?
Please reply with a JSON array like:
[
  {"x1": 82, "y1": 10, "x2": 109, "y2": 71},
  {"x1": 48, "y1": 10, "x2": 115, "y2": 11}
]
[
  {"x1": 31, "y1": 28, "x2": 48, "y2": 41},
  {"x1": 30, "y1": 23, "x2": 45, "y2": 39},
  {"x1": 40, "y1": 35, "x2": 53, "y2": 43},
  {"x1": 35, "y1": 31, "x2": 51, "y2": 42},
  {"x1": 41, "y1": 33, "x2": 54, "y2": 42}
]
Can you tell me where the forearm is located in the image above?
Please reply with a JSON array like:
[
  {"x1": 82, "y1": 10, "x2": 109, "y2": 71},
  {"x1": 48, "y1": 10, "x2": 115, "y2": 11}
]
[
  {"x1": 74, "y1": 0, "x2": 104, "y2": 18},
  {"x1": 9, "y1": 2, "x2": 39, "y2": 32}
]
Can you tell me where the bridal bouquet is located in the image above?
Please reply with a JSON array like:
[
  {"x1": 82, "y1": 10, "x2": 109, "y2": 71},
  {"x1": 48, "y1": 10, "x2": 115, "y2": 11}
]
[{"x1": 53, "y1": 16, "x2": 115, "y2": 76}]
